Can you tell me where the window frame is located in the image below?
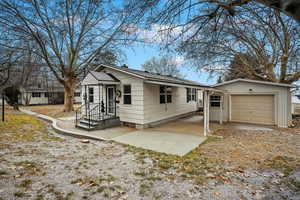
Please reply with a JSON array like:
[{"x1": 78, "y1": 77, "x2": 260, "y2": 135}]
[
  {"x1": 88, "y1": 87, "x2": 94, "y2": 103},
  {"x1": 160, "y1": 85, "x2": 172, "y2": 104},
  {"x1": 187, "y1": 88, "x2": 196, "y2": 102},
  {"x1": 123, "y1": 84, "x2": 131, "y2": 105},
  {"x1": 74, "y1": 92, "x2": 81, "y2": 97},
  {"x1": 32, "y1": 92, "x2": 41, "y2": 98},
  {"x1": 210, "y1": 95, "x2": 221, "y2": 107}
]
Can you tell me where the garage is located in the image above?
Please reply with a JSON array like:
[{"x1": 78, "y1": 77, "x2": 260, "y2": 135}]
[
  {"x1": 211, "y1": 79, "x2": 294, "y2": 128},
  {"x1": 231, "y1": 95, "x2": 275, "y2": 125}
]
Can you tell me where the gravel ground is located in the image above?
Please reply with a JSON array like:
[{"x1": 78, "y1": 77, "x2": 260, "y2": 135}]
[{"x1": 0, "y1": 115, "x2": 299, "y2": 199}]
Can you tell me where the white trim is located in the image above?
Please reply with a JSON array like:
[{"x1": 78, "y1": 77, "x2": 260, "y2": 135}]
[
  {"x1": 106, "y1": 86, "x2": 115, "y2": 115},
  {"x1": 145, "y1": 80, "x2": 225, "y2": 92},
  {"x1": 213, "y1": 78, "x2": 295, "y2": 88}
]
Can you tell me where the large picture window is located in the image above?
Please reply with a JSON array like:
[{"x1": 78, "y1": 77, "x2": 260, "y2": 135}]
[
  {"x1": 123, "y1": 85, "x2": 131, "y2": 104},
  {"x1": 186, "y1": 88, "x2": 196, "y2": 102},
  {"x1": 210, "y1": 95, "x2": 221, "y2": 107},
  {"x1": 160, "y1": 86, "x2": 172, "y2": 104},
  {"x1": 88, "y1": 87, "x2": 94, "y2": 103}
]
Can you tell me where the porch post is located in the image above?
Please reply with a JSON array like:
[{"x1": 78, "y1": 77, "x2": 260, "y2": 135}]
[
  {"x1": 203, "y1": 90, "x2": 207, "y2": 136},
  {"x1": 220, "y1": 95, "x2": 223, "y2": 125},
  {"x1": 206, "y1": 91, "x2": 210, "y2": 133},
  {"x1": 84, "y1": 85, "x2": 87, "y2": 116},
  {"x1": 114, "y1": 85, "x2": 117, "y2": 117}
]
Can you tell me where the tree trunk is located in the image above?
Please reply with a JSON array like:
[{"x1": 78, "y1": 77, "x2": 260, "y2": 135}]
[{"x1": 63, "y1": 75, "x2": 76, "y2": 112}]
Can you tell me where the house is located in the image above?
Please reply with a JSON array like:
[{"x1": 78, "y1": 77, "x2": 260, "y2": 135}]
[
  {"x1": 77, "y1": 64, "x2": 294, "y2": 132},
  {"x1": 77, "y1": 64, "x2": 216, "y2": 131},
  {"x1": 292, "y1": 95, "x2": 300, "y2": 115},
  {"x1": 20, "y1": 85, "x2": 82, "y2": 105},
  {"x1": 211, "y1": 79, "x2": 293, "y2": 128}
]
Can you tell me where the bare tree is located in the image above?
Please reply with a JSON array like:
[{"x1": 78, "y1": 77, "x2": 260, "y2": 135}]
[
  {"x1": 142, "y1": 56, "x2": 184, "y2": 78},
  {"x1": 179, "y1": 5, "x2": 300, "y2": 83},
  {"x1": 0, "y1": 0, "x2": 141, "y2": 111}
]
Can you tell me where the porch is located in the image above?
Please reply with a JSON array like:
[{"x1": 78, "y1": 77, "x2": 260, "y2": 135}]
[{"x1": 75, "y1": 71, "x2": 120, "y2": 130}]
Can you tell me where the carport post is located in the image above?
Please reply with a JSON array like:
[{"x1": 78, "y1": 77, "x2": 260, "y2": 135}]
[
  {"x1": 203, "y1": 90, "x2": 207, "y2": 136},
  {"x1": 203, "y1": 90, "x2": 210, "y2": 136},
  {"x1": 206, "y1": 91, "x2": 210, "y2": 133},
  {"x1": 220, "y1": 95, "x2": 223, "y2": 124}
]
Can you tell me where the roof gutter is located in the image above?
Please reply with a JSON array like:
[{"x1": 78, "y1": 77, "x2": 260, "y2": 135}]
[{"x1": 144, "y1": 80, "x2": 226, "y2": 92}]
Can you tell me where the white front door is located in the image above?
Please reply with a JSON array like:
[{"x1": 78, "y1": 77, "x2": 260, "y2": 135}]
[{"x1": 107, "y1": 86, "x2": 115, "y2": 115}]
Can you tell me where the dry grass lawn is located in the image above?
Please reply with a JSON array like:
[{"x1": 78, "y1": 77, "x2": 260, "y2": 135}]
[
  {"x1": 199, "y1": 127, "x2": 300, "y2": 172},
  {"x1": 0, "y1": 109, "x2": 299, "y2": 199},
  {"x1": 21, "y1": 104, "x2": 80, "y2": 118}
]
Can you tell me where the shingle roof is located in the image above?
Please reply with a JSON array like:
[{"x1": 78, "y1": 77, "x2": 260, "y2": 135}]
[
  {"x1": 97, "y1": 64, "x2": 209, "y2": 88},
  {"x1": 90, "y1": 71, "x2": 120, "y2": 82}
]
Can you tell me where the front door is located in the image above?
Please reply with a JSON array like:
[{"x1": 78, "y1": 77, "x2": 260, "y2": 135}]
[{"x1": 107, "y1": 86, "x2": 115, "y2": 115}]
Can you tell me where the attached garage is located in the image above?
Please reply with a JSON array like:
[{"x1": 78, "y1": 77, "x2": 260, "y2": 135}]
[
  {"x1": 230, "y1": 95, "x2": 275, "y2": 125},
  {"x1": 210, "y1": 79, "x2": 294, "y2": 128}
]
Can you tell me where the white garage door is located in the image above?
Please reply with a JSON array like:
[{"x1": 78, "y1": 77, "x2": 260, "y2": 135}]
[{"x1": 231, "y1": 95, "x2": 275, "y2": 125}]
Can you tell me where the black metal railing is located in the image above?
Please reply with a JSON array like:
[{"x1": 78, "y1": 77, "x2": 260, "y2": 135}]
[
  {"x1": 75, "y1": 102, "x2": 118, "y2": 129},
  {"x1": 75, "y1": 103, "x2": 88, "y2": 126}
]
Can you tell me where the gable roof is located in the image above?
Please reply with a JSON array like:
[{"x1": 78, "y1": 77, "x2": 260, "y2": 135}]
[
  {"x1": 96, "y1": 64, "x2": 209, "y2": 88},
  {"x1": 212, "y1": 78, "x2": 295, "y2": 88},
  {"x1": 90, "y1": 71, "x2": 120, "y2": 82}
]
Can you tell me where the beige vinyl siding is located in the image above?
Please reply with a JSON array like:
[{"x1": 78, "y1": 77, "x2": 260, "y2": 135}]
[
  {"x1": 231, "y1": 95, "x2": 274, "y2": 125},
  {"x1": 292, "y1": 103, "x2": 300, "y2": 114},
  {"x1": 81, "y1": 73, "x2": 98, "y2": 85},
  {"x1": 102, "y1": 68, "x2": 144, "y2": 124},
  {"x1": 143, "y1": 83, "x2": 197, "y2": 124},
  {"x1": 212, "y1": 81, "x2": 292, "y2": 128}
]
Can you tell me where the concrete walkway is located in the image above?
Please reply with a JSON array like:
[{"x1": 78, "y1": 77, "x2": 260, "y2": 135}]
[
  {"x1": 19, "y1": 109, "x2": 207, "y2": 156},
  {"x1": 113, "y1": 130, "x2": 207, "y2": 156}
]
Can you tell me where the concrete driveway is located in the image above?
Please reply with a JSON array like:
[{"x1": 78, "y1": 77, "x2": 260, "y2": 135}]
[
  {"x1": 54, "y1": 114, "x2": 209, "y2": 156},
  {"x1": 112, "y1": 130, "x2": 207, "y2": 156}
]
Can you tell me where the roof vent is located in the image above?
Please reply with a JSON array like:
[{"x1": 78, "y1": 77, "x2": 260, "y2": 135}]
[
  {"x1": 144, "y1": 70, "x2": 149, "y2": 73},
  {"x1": 122, "y1": 64, "x2": 128, "y2": 68}
]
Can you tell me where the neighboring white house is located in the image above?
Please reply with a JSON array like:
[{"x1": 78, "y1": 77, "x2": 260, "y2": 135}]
[
  {"x1": 292, "y1": 95, "x2": 300, "y2": 114},
  {"x1": 19, "y1": 85, "x2": 81, "y2": 105},
  {"x1": 77, "y1": 65, "x2": 294, "y2": 131},
  {"x1": 211, "y1": 79, "x2": 294, "y2": 128}
]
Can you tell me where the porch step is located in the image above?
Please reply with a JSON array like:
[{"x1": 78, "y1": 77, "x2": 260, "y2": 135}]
[
  {"x1": 76, "y1": 123, "x2": 96, "y2": 131},
  {"x1": 79, "y1": 119, "x2": 100, "y2": 126}
]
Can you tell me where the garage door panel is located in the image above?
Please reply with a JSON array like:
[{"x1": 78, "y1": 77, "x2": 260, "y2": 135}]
[{"x1": 231, "y1": 95, "x2": 274, "y2": 125}]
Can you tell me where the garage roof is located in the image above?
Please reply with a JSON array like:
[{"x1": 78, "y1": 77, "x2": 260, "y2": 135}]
[{"x1": 212, "y1": 78, "x2": 295, "y2": 88}]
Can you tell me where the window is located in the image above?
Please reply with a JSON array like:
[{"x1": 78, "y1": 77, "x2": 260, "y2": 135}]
[
  {"x1": 210, "y1": 95, "x2": 221, "y2": 107},
  {"x1": 160, "y1": 86, "x2": 172, "y2": 104},
  {"x1": 123, "y1": 85, "x2": 131, "y2": 104},
  {"x1": 32, "y1": 92, "x2": 41, "y2": 98},
  {"x1": 74, "y1": 92, "x2": 81, "y2": 97},
  {"x1": 88, "y1": 87, "x2": 94, "y2": 103},
  {"x1": 186, "y1": 88, "x2": 196, "y2": 102},
  {"x1": 44, "y1": 92, "x2": 52, "y2": 97}
]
